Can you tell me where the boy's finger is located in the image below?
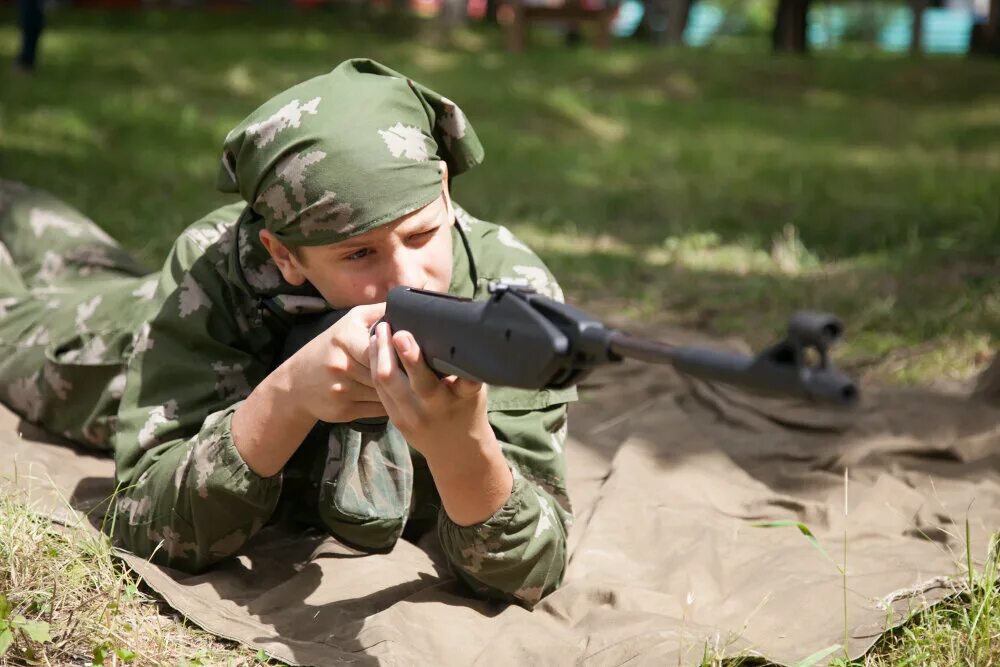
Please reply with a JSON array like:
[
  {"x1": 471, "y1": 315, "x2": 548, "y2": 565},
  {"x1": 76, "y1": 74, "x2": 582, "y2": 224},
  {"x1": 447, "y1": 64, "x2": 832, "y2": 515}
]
[
  {"x1": 376, "y1": 322, "x2": 396, "y2": 379},
  {"x1": 371, "y1": 323, "x2": 410, "y2": 399},
  {"x1": 345, "y1": 356, "x2": 377, "y2": 387},
  {"x1": 352, "y1": 302, "x2": 387, "y2": 327},
  {"x1": 342, "y1": 322, "x2": 375, "y2": 369},
  {"x1": 446, "y1": 375, "x2": 484, "y2": 399},
  {"x1": 368, "y1": 334, "x2": 398, "y2": 412},
  {"x1": 392, "y1": 331, "x2": 439, "y2": 398},
  {"x1": 336, "y1": 380, "x2": 380, "y2": 403}
]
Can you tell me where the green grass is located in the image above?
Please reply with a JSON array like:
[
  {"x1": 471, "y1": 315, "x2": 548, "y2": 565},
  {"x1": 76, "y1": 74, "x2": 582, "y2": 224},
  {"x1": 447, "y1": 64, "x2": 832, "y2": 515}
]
[
  {"x1": 1, "y1": 6, "x2": 999, "y2": 665},
  {"x1": 842, "y1": 534, "x2": 1000, "y2": 667},
  {"x1": 1, "y1": 6, "x2": 998, "y2": 384},
  {"x1": 0, "y1": 488, "x2": 274, "y2": 665}
]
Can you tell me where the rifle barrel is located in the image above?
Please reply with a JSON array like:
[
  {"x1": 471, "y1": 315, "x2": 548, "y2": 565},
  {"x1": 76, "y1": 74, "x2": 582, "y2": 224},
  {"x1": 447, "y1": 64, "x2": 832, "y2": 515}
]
[
  {"x1": 607, "y1": 331, "x2": 858, "y2": 405},
  {"x1": 607, "y1": 332, "x2": 679, "y2": 365}
]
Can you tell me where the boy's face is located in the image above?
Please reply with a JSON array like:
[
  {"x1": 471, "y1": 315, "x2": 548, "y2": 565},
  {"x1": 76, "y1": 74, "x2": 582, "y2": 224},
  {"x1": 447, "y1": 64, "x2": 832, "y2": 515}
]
[{"x1": 260, "y1": 187, "x2": 454, "y2": 309}]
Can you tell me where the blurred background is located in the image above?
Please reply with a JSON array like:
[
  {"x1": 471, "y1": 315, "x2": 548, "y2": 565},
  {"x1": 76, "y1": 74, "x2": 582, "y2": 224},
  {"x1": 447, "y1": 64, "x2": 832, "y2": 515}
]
[{"x1": 1, "y1": 0, "x2": 998, "y2": 387}]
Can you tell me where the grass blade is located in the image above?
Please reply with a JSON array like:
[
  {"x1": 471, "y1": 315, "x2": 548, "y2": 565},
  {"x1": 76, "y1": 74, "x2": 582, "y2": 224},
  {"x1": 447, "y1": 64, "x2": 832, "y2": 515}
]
[
  {"x1": 752, "y1": 520, "x2": 840, "y2": 570},
  {"x1": 794, "y1": 643, "x2": 843, "y2": 667}
]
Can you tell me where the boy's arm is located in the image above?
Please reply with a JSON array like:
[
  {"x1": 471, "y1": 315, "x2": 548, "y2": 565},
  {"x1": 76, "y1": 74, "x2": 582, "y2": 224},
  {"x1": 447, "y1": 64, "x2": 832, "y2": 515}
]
[
  {"x1": 436, "y1": 404, "x2": 572, "y2": 607},
  {"x1": 368, "y1": 322, "x2": 572, "y2": 606},
  {"x1": 113, "y1": 215, "x2": 391, "y2": 572},
  {"x1": 112, "y1": 244, "x2": 283, "y2": 573}
]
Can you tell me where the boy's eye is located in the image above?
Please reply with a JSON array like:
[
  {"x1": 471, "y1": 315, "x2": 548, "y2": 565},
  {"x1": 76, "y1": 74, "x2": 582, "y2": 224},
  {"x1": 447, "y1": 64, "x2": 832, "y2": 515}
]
[
  {"x1": 345, "y1": 248, "x2": 371, "y2": 261},
  {"x1": 410, "y1": 227, "x2": 439, "y2": 242}
]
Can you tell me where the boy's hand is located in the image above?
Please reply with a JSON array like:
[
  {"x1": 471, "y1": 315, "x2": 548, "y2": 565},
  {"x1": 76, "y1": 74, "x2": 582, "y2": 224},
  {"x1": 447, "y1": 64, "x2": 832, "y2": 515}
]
[
  {"x1": 284, "y1": 303, "x2": 388, "y2": 424},
  {"x1": 234, "y1": 303, "x2": 387, "y2": 478},
  {"x1": 367, "y1": 320, "x2": 487, "y2": 456},
  {"x1": 369, "y1": 321, "x2": 513, "y2": 525}
]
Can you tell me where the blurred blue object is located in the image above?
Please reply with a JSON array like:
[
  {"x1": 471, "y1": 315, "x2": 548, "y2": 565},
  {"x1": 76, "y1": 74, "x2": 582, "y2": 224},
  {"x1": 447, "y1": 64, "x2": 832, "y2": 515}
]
[
  {"x1": 611, "y1": 0, "x2": 644, "y2": 37},
  {"x1": 808, "y1": 5, "x2": 848, "y2": 47},
  {"x1": 683, "y1": 3, "x2": 724, "y2": 45},
  {"x1": 880, "y1": 6, "x2": 914, "y2": 50},
  {"x1": 611, "y1": 0, "x2": 974, "y2": 53},
  {"x1": 880, "y1": 7, "x2": 974, "y2": 53},
  {"x1": 611, "y1": 0, "x2": 724, "y2": 44}
]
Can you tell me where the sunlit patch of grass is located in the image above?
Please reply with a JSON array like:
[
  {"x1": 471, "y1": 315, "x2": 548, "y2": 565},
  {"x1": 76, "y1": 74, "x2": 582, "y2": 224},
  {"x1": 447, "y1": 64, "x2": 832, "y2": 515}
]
[
  {"x1": 756, "y1": 474, "x2": 1000, "y2": 667},
  {"x1": 542, "y1": 86, "x2": 629, "y2": 143},
  {"x1": 838, "y1": 534, "x2": 1000, "y2": 666},
  {"x1": 522, "y1": 224, "x2": 996, "y2": 385},
  {"x1": 0, "y1": 487, "x2": 275, "y2": 665}
]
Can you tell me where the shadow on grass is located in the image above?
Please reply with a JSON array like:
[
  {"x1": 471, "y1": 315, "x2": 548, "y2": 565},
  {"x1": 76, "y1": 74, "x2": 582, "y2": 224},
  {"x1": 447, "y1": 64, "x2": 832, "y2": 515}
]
[
  {"x1": 2, "y1": 7, "x2": 998, "y2": 257},
  {"x1": 537, "y1": 243, "x2": 997, "y2": 380},
  {"x1": 0, "y1": 6, "x2": 996, "y2": 375}
]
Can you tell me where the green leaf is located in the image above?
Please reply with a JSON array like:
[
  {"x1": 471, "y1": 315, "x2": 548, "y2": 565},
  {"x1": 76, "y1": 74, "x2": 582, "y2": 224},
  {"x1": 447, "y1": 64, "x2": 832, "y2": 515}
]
[
  {"x1": 116, "y1": 646, "x2": 137, "y2": 663},
  {"x1": 751, "y1": 520, "x2": 839, "y2": 569},
  {"x1": 794, "y1": 643, "x2": 844, "y2": 667},
  {"x1": 0, "y1": 594, "x2": 10, "y2": 621},
  {"x1": 92, "y1": 640, "x2": 111, "y2": 665},
  {"x1": 0, "y1": 627, "x2": 13, "y2": 656},
  {"x1": 20, "y1": 620, "x2": 50, "y2": 643}
]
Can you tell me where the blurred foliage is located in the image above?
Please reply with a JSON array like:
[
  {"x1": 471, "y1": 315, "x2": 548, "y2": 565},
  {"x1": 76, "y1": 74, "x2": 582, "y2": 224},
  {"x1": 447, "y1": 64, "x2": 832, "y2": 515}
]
[{"x1": 0, "y1": 7, "x2": 997, "y2": 384}]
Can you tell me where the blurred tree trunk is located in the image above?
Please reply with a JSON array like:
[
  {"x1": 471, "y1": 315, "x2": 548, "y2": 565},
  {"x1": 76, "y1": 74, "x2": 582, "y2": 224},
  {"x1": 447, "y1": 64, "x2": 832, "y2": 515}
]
[
  {"x1": 665, "y1": 0, "x2": 692, "y2": 43},
  {"x1": 636, "y1": 0, "x2": 691, "y2": 44},
  {"x1": 910, "y1": 0, "x2": 926, "y2": 55},
  {"x1": 970, "y1": 0, "x2": 1000, "y2": 56},
  {"x1": 772, "y1": 0, "x2": 810, "y2": 53},
  {"x1": 439, "y1": 0, "x2": 467, "y2": 35},
  {"x1": 485, "y1": 0, "x2": 499, "y2": 23}
]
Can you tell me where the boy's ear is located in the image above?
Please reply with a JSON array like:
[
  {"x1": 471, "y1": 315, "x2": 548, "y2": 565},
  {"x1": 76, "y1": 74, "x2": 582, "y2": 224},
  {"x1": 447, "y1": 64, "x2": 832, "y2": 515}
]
[
  {"x1": 259, "y1": 229, "x2": 307, "y2": 286},
  {"x1": 440, "y1": 160, "x2": 451, "y2": 196},
  {"x1": 439, "y1": 160, "x2": 454, "y2": 220}
]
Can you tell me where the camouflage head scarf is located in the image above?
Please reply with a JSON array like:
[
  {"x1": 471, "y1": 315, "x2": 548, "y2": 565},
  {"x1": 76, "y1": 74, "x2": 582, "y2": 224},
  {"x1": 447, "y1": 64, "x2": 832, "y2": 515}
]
[{"x1": 217, "y1": 58, "x2": 484, "y2": 246}]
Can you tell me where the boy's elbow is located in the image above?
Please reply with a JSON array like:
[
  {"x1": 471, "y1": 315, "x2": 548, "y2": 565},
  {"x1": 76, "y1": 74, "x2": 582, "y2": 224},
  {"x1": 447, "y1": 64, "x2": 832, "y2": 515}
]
[
  {"x1": 114, "y1": 523, "x2": 219, "y2": 575},
  {"x1": 443, "y1": 512, "x2": 569, "y2": 607},
  {"x1": 454, "y1": 533, "x2": 568, "y2": 608}
]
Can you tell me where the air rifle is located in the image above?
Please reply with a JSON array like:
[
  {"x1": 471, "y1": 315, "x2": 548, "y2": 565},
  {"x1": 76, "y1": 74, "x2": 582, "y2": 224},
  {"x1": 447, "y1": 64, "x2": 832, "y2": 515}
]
[{"x1": 282, "y1": 283, "x2": 859, "y2": 408}]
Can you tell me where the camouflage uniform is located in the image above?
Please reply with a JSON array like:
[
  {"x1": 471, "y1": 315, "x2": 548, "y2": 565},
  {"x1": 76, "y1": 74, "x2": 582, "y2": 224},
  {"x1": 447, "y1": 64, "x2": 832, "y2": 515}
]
[{"x1": 0, "y1": 59, "x2": 576, "y2": 606}]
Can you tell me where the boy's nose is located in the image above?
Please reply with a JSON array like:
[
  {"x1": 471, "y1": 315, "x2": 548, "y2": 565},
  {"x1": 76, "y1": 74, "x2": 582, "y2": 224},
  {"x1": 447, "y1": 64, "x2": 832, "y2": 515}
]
[{"x1": 382, "y1": 248, "x2": 424, "y2": 293}]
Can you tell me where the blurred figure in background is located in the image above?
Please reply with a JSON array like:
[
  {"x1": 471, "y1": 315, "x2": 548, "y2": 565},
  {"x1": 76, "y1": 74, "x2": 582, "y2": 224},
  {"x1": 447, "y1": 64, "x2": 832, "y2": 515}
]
[{"x1": 15, "y1": 0, "x2": 45, "y2": 73}]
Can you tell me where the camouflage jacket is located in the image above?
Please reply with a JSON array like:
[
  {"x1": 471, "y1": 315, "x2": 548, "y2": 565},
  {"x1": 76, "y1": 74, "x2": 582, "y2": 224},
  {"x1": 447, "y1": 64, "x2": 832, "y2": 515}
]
[{"x1": 106, "y1": 202, "x2": 576, "y2": 606}]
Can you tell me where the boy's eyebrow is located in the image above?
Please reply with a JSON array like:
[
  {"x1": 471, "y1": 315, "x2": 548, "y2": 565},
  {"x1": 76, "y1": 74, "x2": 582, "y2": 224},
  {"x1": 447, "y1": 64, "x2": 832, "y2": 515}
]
[
  {"x1": 330, "y1": 228, "x2": 391, "y2": 250},
  {"x1": 329, "y1": 200, "x2": 446, "y2": 250},
  {"x1": 332, "y1": 238, "x2": 370, "y2": 250}
]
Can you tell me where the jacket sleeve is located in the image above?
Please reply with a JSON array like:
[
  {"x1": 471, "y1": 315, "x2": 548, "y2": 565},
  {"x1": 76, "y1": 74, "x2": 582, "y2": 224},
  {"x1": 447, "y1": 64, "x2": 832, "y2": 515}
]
[
  {"x1": 437, "y1": 403, "x2": 572, "y2": 607},
  {"x1": 111, "y1": 224, "x2": 281, "y2": 573}
]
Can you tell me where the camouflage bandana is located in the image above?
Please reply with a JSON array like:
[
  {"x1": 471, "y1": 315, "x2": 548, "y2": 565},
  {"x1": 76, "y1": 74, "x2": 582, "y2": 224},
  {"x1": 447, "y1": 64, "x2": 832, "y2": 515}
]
[{"x1": 217, "y1": 58, "x2": 484, "y2": 246}]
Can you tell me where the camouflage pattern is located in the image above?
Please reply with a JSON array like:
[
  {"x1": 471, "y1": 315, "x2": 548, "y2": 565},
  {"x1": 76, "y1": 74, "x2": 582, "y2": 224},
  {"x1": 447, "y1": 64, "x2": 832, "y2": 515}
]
[
  {"x1": 218, "y1": 58, "x2": 485, "y2": 250},
  {"x1": 0, "y1": 181, "x2": 576, "y2": 607},
  {"x1": 0, "y1": 180, "x2": 153, "y2": 449}
]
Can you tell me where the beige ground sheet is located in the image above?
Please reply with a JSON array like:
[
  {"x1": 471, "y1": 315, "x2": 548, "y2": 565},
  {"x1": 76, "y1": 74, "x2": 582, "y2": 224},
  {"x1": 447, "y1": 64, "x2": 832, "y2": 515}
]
[{"x1": 4, "y1": 346, "x2": 1000, "y2": 666}]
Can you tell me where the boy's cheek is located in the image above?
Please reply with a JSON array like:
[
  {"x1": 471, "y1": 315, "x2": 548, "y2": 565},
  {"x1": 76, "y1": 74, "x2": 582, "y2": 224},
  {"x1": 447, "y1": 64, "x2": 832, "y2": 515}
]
[
  {"x1": 312, "y1": 274, "x2": 381, "y2": 309},
  {"x1": 425, "y1": 239, "x2": 453, "y2": 292}
]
